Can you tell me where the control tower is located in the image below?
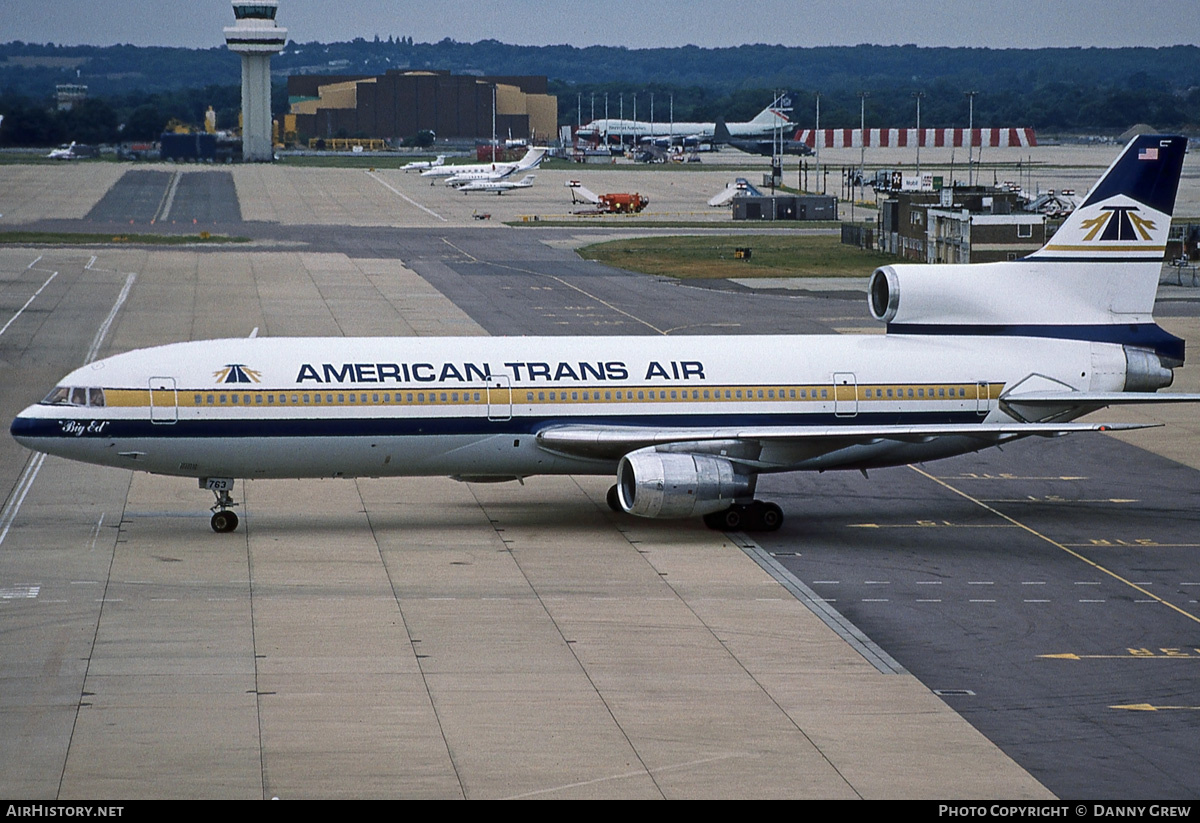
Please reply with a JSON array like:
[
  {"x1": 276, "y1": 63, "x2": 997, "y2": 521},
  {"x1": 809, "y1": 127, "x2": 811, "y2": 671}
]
[{"x1": 224, "y1": 1, "x2": 287, "y2": 162}]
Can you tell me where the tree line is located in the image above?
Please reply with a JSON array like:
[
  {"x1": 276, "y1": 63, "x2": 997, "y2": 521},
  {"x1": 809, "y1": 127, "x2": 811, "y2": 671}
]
[
  {"x1": 0, "y1": 85, "x2": 285, "y2": 146},
  {"x1": 2, "y1": 38, "x2": 1198, "y2": 145},
  {"x1": 555, "y1": 80, "x2": 1200, "y2": 133}
]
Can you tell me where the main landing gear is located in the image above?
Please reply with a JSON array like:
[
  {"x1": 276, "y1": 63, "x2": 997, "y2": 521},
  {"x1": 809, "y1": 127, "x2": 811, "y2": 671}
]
[
  {"x1": 604, "y1": 485, "x2": 784, "y2": 533},
  {"x1": 204, "y1": 478, "x2": 239, "y2": 533},
  {"x1": 703, "y1": 501, "x2": 783, "y2": 533}
]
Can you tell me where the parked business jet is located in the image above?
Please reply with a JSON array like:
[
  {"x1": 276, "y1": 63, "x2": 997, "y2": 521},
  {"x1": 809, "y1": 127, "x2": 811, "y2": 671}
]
[
  {"x1": 46, "y1": 141, "x2": 95, "y2": 160},
  {"x1": 12, "y1": 135, "x2": 1200, "y2": 533},
  {"x1": 400, "y1": 154, "x2": 445, "y2": 172},
  {"x1": 458, "y1": 174, "x2": 536, "y2": 194},
  {"x1": 420, "y1": 146, "x2": 547, "y2": 184}
]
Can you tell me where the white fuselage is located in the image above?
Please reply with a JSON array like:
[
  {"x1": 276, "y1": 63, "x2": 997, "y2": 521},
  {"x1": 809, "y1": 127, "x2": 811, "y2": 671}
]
[
  {"x1": 578, "y1": 113, "x2": 789, "y2": 142},
  {"x1": 421, "y1": 148, "x2": 545, "y2": 181},
  {"x1": 11, "y1": 333, "x2": 1123, "y2": 482},
  {"x1": 422, "y1": 162, "x2": 515, "y2": 181}
]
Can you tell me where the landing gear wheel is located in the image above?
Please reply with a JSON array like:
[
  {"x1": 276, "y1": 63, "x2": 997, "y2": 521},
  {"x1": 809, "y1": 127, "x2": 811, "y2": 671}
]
[
  {"x1": 755, "y1": 502, "x2": 784, "y2": 532},
  {"x1": 205, "y1": 478, "x2": 240, "y2": 534},
  {"x1": 606, "y1": 484, "x2": 622, "y2": 513},
  {"x1": 703, "y1": 501, "x2": 783, "y2": 532},
  {"x1": 721, "y1": 507, "x2": 744, "y2": 530},
  {"x1": 211, "y1": 510, "x2": 239, "y2": 533},
  {"x1": 703, "y1": 506, "x2": 745, "y2": 531}
]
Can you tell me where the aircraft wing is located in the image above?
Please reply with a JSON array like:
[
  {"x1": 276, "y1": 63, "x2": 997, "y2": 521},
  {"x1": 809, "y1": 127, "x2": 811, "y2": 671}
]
[{"x1": 535, "y1": 421, "x2": 1155, "y2": 464}]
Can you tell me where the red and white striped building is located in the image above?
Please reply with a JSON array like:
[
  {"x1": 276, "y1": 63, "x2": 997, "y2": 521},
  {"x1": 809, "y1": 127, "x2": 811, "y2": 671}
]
[{"x1": 794, "y1": 128, "x2": 1037, "y2": 149}]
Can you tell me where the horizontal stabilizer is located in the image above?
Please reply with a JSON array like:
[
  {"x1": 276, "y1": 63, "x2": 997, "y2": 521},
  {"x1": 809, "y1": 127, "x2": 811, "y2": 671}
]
[
  {"x1": 1001, "y1": 391, "x2": 1200, "y2": 406},
  {"x1": 1001, "y1": 390, "x2": 1200, "y2": 420}
]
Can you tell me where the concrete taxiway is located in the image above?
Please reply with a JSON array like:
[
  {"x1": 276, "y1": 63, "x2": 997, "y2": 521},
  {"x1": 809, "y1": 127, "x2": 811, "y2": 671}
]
[{"x1": 0, "y1": 152, "x2": 1197, "y2": 798}]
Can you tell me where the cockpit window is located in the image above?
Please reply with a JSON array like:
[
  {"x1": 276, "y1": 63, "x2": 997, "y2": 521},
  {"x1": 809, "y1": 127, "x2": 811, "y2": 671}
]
[
  {"x1": 42, "y1": 386, "x2": 71, "y2": 405},
  {"x1": 40, "y1": 386, "x2": 106, "y2": 407}
]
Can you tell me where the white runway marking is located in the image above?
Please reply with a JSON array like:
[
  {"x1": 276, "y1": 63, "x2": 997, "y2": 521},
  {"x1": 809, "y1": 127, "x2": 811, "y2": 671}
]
[
  {"x1": 85, "y1": 272, "x2": 136, "y2": 364},
  {"x1": 0, "y1": 453, "x2": 45, "y2": 547},
  {"x1": 366, "y1": 171, "x2": 446, "y2": 221},
  {"x1": 2, "y1": 260, "x2": 136, "y2": 546},
  {"x1": 0, "y1": 270, "x2": 57, "y2": 340},
  {"x1": 154, "y1": 171, "x2": 182, "y2": 222}
]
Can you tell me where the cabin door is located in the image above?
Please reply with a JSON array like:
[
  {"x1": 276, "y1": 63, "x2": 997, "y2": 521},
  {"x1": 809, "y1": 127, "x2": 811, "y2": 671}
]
[
  {"x1": 976, "y1": 382, "x2": 991, "y2": 416},
  {"x1": 486, "y1": 374, "x2": 512, "y2": 421},
  {"x1": 833, "y1": 372, "x2": 858, "y2": 417},
  {"x1": 149, "y1": 377, "x2": 178, "y2": 424}
]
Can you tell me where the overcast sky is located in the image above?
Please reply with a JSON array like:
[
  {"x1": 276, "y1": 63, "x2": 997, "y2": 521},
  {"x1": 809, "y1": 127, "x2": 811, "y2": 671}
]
[{"x1": 3, "y1": 0, "x2": 1199, "y2": 49}]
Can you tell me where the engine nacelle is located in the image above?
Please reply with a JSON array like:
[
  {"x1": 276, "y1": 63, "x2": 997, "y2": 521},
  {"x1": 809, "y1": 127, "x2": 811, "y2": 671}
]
[
  {"x1": 1124, "y1": 345, "x2": 1174, "y2": 391},
  {"x1": 869, "y1": 263, "x2": 1030, "y2": 326},
  {"x1": 867, "y1": 262, "x2": 1149, "y2": 328},
  {"x1": 616, "y1": 450, "x2": 753, "y2": 519}
]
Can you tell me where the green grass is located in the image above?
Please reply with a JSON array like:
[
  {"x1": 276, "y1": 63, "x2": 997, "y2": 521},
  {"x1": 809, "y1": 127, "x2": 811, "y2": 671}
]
[
  {"x1": 508, "y1": 219, "x2": 845, "y2": 229},
  {"x1": 578, "y1": 234, "x2": 895, "y2": 279},
  {"x1": 277, "y1": 155, "x2": 423, "y2": 169},
  {"x1": 0, "y1": 231, "x2": 250, "y2": 245},
  {"x1": 0, "y1": 154, "x2": 111, "y2": 165}
]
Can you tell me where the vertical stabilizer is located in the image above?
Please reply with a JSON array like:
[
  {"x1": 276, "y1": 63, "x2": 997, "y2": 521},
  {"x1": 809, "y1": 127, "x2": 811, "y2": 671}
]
[
  {"x1": 713, "y1": 118, "x2": 732, "y2": 144},
  {"x1": 1030, "y1": 134, "x2": 1185, "y2": 265},
  {"x1": 516, "y1": 147, "x2": 549, "y2": 170},
  {"x1": 870, "y1": 134, "x2": 1190, "y2": 364},
  {"x1": 748, "y1": 91, "x2": 795, "y2": 126}
]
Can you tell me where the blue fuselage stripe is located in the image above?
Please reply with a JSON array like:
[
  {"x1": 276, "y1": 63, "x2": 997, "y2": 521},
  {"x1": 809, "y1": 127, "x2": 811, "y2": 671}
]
[
  {"x1": 887, "y1": 322, "x2": 1185, "y2": 363},
  {"x1": 12, "y1": 410, "x2": 987, "y2": 441}
]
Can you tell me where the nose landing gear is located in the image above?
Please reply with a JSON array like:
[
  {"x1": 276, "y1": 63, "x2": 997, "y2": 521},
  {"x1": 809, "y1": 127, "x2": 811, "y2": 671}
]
[{"x1": 203, "y1": 478, "x2": 240, "y2": 533}]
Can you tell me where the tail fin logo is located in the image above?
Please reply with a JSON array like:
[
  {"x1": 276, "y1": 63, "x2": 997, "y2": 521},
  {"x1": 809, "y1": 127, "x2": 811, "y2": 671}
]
[
  {"x1": 1080, "y1": 206, "x2": 1157, "y2": 242},
  {"x1": 214, "y1": 364, "x2": 262, "y2": 384}
]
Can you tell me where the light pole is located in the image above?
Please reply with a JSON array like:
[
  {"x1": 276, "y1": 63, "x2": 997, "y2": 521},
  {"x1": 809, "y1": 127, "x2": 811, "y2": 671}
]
[
  {"x1": 912, "y1": 91, "x2": 925, "y2": 177},
  {"x1": 859, "y1": 91, "x2": 869, "y2": 173},
  {"x1": 814, "y1": 91, "x2": 820, "y2": 194},
  {"x1": 858, "y1": 91, "x2": 869, "y2": 210},
  {"x1": 965, "y1": 90, "x2": 978, "y2": 186}
]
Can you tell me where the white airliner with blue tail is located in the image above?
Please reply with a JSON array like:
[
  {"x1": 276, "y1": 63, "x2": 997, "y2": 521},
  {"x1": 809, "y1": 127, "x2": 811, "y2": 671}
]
[
  {"x1": 12, "y1": 135, "x2": 1200, "y2": 533},
  {"x1": 577, "y1": 92, "x2": 795, "y2": 146}
]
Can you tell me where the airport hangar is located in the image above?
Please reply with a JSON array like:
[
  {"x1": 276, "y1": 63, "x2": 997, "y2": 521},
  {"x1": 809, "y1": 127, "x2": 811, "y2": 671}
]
[{"x1": 0, "y1": 149, "x2": 1198, "y2": 799}]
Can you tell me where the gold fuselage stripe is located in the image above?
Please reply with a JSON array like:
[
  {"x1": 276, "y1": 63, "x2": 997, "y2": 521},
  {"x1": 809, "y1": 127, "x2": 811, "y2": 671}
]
[{"x1": 83, "y1": 382, "x2": 1005, "y2": 411}]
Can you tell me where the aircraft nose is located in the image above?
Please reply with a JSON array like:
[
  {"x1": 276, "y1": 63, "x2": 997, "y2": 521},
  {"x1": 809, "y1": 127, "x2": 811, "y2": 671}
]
[{"x1": 10, "y1": 406, "x2": 47, "y2": 448}]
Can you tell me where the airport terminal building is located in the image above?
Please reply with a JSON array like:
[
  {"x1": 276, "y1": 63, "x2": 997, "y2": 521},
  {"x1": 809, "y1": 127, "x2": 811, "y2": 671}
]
[{"x1": 287, "y1": 70, "x2": 558, "y2": 145}]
